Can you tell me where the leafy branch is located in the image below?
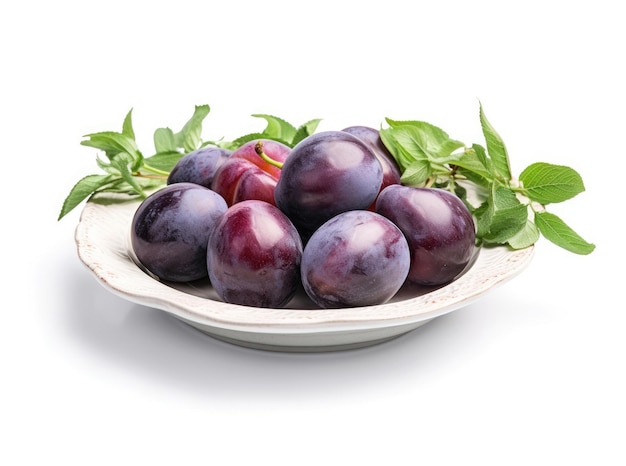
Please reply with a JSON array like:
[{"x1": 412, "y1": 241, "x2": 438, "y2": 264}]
[
  {"x1": 379, "y1": 103, "x2": 595, "y2": 255},
  {"x1": 58, "y1": 107, "x2": 320, "y2": 220}
]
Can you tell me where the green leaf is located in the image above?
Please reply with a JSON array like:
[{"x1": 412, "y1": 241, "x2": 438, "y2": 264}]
[
  {"x1": 534, "y1": 211, "x2": 596, "y2": 254},
  {"x1": 479, "y1": 103, "x2": 511, "y2": 181},
  {"x1": 226, "y1": 115, "x2": 322, "y2": 148},
  {"x1": 58, "y1": 174, "x2": 116, "y2": 220},
  {"x1": 379, "y1": 125, "x2": 428, "y2": 170},
  {"x1": 142, "y1": 151, "x2": 184, "y2": 173},
  {"x1": 384, "y1": 118, "x2": 465, "y2": 160},
  {"x1": 400, "y1": 159, "x2": 432, "y2": 186},
  {"x1": 109, "y1": 152, "x2": 145, "y2": 196},
  {"x1": 151, "y1": 105, "x2": 210, "y2": 154},
  {"x1": 507, "y1": 218, "x2": 540, "y2": 249},
  {"x1": 519, "y1": 162, "x2": 585, "y2": 204},
  {"x1": 153, "y1": 127, "x2": 177, "y2": 154},
  {"x1": 450, "y1": 145, "x2": 493, "y2": 184},
  {"x1": 385, "y1": 118, "x2": 427, "y2": 129},
  {"x1": 122, "y1": 109, "x2": 135, "y2": 139},
  {"x1": 379, "y1": 128, "x2": 414, "y2": 170},
  {"x1": 226, "y1": 133, "x2": 265, "y2": 150},
  {"x1": 229, "y1": 132, "x2": 291, "y2": 149},
  {"x1": 81, "y1": 131, "x2": 141, "y2": 161},
  {"x1": 178, "y1": 104, "x2": 210, "y2": 153},
  {"x1": 477, "y1": 185, "x2": 528, "y2": 243},
  {"x1": 252, "y1": 114, "x2": 297, "y2": 143},
  {"x1": 292, "y1": 118, "x2": 323, "y2": 146}
]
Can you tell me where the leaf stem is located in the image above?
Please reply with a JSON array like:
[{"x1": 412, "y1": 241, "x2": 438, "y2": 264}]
[
  {"x1": 423, "y1": 176, "x2": 436, "y2": 188},
  {"x1": 141, "y1": 163, "x2": 170, "y2": 177},
  {"x1": 529, "y1": 200, "x2": 546, "y2": 213},
  {"x1": 254, "y1": 141, "x2": 284, "y2": 169},
  {"x1": 134, "y1": 172, "x2": 168, "y2": 180}
]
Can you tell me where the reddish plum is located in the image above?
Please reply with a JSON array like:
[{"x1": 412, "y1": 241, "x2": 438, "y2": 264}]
[
  {"x1": 211, "y1": 139, "x2": 290, "y2": 206},
  {"x1": 207, "y1": 200, "x2": 303, "y2": 308}
]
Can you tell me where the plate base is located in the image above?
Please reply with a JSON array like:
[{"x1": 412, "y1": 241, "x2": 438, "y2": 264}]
[
  {"x1": 177, "y1": 317, "x2": 434, "y2": 353},
  {"x1": 203, "y1": 332, "x2": 407, "y2": 352}
]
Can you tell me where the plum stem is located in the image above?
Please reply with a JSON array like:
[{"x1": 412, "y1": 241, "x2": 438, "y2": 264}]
[{"x1": 254, "y1": 141, "x2": 284, "y2": 169}]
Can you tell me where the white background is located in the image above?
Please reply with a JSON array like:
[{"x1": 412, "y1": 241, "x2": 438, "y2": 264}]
[{"x1": 2, "y1": 1, "x2": 624, "y2": 464}]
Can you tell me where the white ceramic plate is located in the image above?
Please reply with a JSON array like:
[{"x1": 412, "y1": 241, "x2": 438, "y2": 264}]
[{"x1": 74, "y1": 197, "x2": 534, "y2": 352}]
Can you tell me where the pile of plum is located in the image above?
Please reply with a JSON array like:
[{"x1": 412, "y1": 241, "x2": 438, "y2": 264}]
[{"x1": 131, "y1": 127, "x2": 476, "y2": 309}]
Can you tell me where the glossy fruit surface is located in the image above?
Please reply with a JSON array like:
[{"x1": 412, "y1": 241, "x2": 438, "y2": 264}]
[
  {"x1": 274, "y1": 131, "x2": 383, "y2": 236},
  {"x1": 167, "y1": 147, "x2": 231, "y2": 188},
  {"x1": 131, "y1": 183, "x2": 228, "y2": 282},
  {"x1": 342, "y1": 126, "x2": 401, "y2": 207},
  {"x1": 376, "y1": 185, "x2": 476, "y2": 285},
  {"x1": 211, "y1": 139, "x2": 290, "y2": 206},
  {"x1": 301, "y1": 210, "x2": 410, "y2": 308},
  {"x1": 207, "y1": 200, "x2": 303, "y2": 308}
]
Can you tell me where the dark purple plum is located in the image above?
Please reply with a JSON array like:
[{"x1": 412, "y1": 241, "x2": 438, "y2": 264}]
[
  {"x1": 342, "y1": 126, "x2": 401, "y2": 207},
  {"x1": 207, "y1": 200, "x2": 303, "y2": 308},
  {"x1": 274, "y1": 131, "x2": 383, "y2": 236},
  {"x1": 131, "y1": 183, "x2": 228, "y2": 282},
  {"x1": 301, "y1": 210, "x2": 410, "y2": 309},
  {"x1": 376, "y1": 185, "x2": 476, "y2": 286},
  {"x1": 167, "y1": 147, "x2": 231, "y2": 188}
]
